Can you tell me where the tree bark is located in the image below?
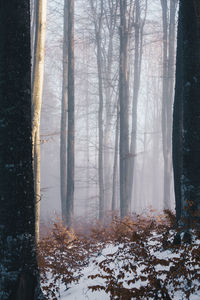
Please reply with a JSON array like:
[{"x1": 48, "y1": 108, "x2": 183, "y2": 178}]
[
  {"x1": 160, "y1": 0, "x2": 176, "y2": 210},
  {"x1": 173, "y1": 0, "x2": 200, "y2": 226},
  {"x1": 60, "y1": 0, "x2": 68, "y2": 223},
  {"x1": 0, "y1": 1, "x2": 43, "y2": 298},
  {"x1": 119, "y1": 0, "x2": 130, "y2": 218},
  {"x1": 173, "y1": 0, "x2": 183, "y2": 222},
  {"x1": 32, "y1": 0, "x2": 47, "y2": 243},
  {"x1": 66, "y1": 0, "x2": 75, "y2": 227},
  {"x1": 96, "y1": 21, "x2": 105, "y2": 221},
  {"x1": 112, "y1": 102, "x2": 120, "y2": 212}
]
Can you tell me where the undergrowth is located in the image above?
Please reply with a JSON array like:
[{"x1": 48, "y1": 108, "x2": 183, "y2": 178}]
[{"x1": 37, "y1": 211, "x2": 200, "y2": 299}]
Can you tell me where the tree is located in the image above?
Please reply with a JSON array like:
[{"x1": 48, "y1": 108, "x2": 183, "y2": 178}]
[
  {"x1": 160, "y1": 0, "x2": 177, "y2": 210},
  {"x1": 119, "y1": 0, "x2": 133, "y2": 218},
  {"x1": 90, "y1": 0, "x2": 105, "y2": 220},
  {"x1": 102, "y1": 0, "x2": 119, "y2": 213},
  {"x1": 112, "y1": 101, "x2": 120, "y2": 212},
  {"x1": 60, "y1": 0, "x2": 68, "y2": 223},
  {"x1": 60, "y1": 0, "x2": 74, "y2": 226},
  {"x1": 66, "y1": 0, "x2": 75, "y2": 227},
  {"x1": 173, "y1": 0, "x2": 200, "y2": 227},
  {"x1": 128, "y1": 0, "x2": 147, "y2": 206},
  {"x1": 32, "y1": 0, "x2": 47, "y2": 243},
  {"x1": 0, "y1": 1, "x2": 43, "y2": 298}
]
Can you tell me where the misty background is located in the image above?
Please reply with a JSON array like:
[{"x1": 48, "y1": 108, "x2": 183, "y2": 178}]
[{"x1": 40, "y1": 0, "x2": 177, "y2": 222}]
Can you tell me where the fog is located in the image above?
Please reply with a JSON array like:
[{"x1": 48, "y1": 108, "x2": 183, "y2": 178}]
[{"x1": 40, "y1": 0, "x2": 177, "y2": 223}]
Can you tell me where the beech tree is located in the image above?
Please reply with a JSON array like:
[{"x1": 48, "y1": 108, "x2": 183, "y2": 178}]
[
  {"x1": 32, "y1": 0, "x2": 47, "y2": 243},
  {"x1": 90, "y1": 0, "x2": 105, "y2": 220},
  {"x1": 160, "y1": 0, "x2": 177, "y2": 210},
  {"x1": 128, "y1": 0, "x2": 147, "y2": 206},
  {"x1": 66, "y1": 0, "x2": 75, "y2": 227},
  {"x1": 60, "y1": 0, "x2": 74, "y2": 227},
  {"x1": 119, "y1": 0, "x2": 133, "y2": 218},
  {"x1": 60, "y1": 0, "x2": 68, "y2": 223},
  {"x1": 0, "y1": 1, "x2": 43, "y2": 299},
  {"x1": 89, "y1": 0, "x2": 119, "y2": 219},
  {"x1": 173, "y1": 0, "x2": 200, "y2": 226}
]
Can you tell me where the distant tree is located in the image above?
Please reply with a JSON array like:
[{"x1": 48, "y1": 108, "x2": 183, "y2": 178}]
[
  {"x1": 60, "y1": 0, "x2": 74, "y2": 227},
  {"x1": 102, "y1": 0, "x2": 119, "y2": 212},
  {"x1": 112, "y1": 101, "x2": 120, "y2": 212},
  {"x1": 119, "y1": 0, "x2": 133, "y2": 218},
  {"x1": 128, "y1": 0, "x2": 147, "y2": 206},
  {"x1": 66, "y1": 0, "x2": 75, "y2": 227},
  {"x1": 60, "y1": 0, "x2": 68, "y2": 223},
  {"x1": 0, "y1": 1, "x2": 43, "y2": 299},
  {"x1": 173, "y1": 0, "x2": 200, "y2": 226},
  {"x1": 90, "y1": 0, "x2": 105, "y2": 220},
  {"x1": 89, "y1": 0, "x2": 120, "y2": 219}
]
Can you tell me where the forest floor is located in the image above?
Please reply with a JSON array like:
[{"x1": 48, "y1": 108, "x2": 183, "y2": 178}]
[{"x1": 38, "y1": 212, "x2": 200, "y2": 300}]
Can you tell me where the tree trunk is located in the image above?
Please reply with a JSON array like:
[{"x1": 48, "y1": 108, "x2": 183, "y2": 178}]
[
  {"x1": 60, "y1": 0, "x2": 68, "y2": 223},
  {"x1": 66, "y1": 0, "x2": 75, "y2": 226},
  {"x1": 90, "y1": 0, "x2": 105, "y2": 220},
  {"x1": 173, "y1": 0, "x2": 200, "y2": 226},
  {"x1": 103, "y1": 36, "x2": 113, "y2": 213},
  {"x1": 103, "y1": 1, "x2": 118, "y2": 211},
  {"x1": 161, "y1": 0, "x2": 176, "y2": 210},
  {"x1": 66, "y1": 0, "x2": 75, "y2": 227},
  {"x1": 128, "y1": 0, "x2": 146, "y2": 207},
  {"x1": 32, "y1": 0, "x2": 47, "y2": 243},
  {"x1": 85, "y1": 42, "x2": 90, "y2": 217},
  {"x1": 0, "y1": 1, "x2": 43, "y2": 298},
  {"x1": 112, "y1": 103, "x2": 120, "y2": 212},
  {"x1": 96, "y1": 30, "x2": 105, "y2": 221},
  {"x1": 119, "y1": 0, "x2": 130, "y2": 218},
  {"x1": 173, "y1": 0, "x2": 183, "y2": 222}
]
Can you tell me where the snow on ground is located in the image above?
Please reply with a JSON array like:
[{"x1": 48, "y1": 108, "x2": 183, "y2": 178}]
[
  {"x1": 60, "y1": 244, "x2": 118, "y2": 300},
  {"x1": 59, "y1": 239, "x2": 200, "y2": 300}
]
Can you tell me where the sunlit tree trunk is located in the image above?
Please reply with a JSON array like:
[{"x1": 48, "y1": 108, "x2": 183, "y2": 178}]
[
  {"x1": 32, "y1": 0, "x2": 47, "y2": 243},
  {"x1": 0, "y1": 1, "x2": 43, "y2": 298}
]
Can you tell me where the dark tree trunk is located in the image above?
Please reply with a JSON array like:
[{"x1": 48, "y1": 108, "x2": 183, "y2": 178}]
[
  {"x1": 173, "y1": 0, "x2": 200, "y2": 226},
  {"x1": 0, "y1": 1, "x2": 43, "y2": 299},
  {"x1": 173, "y1": 1, "x2": 183, "y2": 222}
]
